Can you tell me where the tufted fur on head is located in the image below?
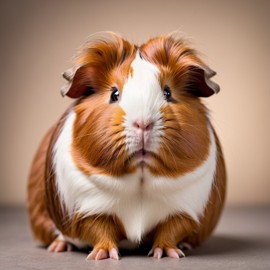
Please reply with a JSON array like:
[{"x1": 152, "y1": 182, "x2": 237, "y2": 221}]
[
  {"x1": 60, "y1": 32, "x2": 137, "y2": 98},
  {"x1": 57, "y1": 32, "x2": 220, "y2": 178},
  {"x1": 140, "y1": 33, "x2": 219, "y2": 97},
  {"x1": 61, "y1": 32, "x2": 219, "y2": 99}
]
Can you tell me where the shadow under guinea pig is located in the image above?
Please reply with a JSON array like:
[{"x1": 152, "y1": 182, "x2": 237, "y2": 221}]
[
  {"x1": 186, "y1": 234, "x2": 267, "y2": 257},
  {"x1": 118, "y1": 234, "x2": 254, "y2": 257},
  {"x1": 39, "y1": 234, "x2": 268, "y2": 258}
]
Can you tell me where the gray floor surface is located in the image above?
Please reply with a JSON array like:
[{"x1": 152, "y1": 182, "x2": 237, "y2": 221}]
[{"x1": 0, "y1": 206, "x2": 270, "y2": 270}]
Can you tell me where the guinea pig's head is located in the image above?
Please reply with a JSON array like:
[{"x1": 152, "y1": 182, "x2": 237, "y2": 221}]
[{"x1": 62, "y1": 33, "x2": 219, "y2": 177}]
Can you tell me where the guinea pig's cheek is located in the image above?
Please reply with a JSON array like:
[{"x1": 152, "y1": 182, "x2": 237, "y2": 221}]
[{"x1": 110, "y1": 107, "x2": 129, "y2": 153}]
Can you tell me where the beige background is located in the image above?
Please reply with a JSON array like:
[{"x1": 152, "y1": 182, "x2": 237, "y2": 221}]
[{"x1": 0, "y1": 0, "x2": 269, "y2": 206}]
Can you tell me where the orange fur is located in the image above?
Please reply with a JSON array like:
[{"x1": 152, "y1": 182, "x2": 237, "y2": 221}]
[
  {"x1": 139, "y1": 36, "x2": 212, "y2": 177},
  {"x1": 72, "y1": 97, "x2": 135, "y2": 176},
  {"x1": 149, "y1": 99, "x2": 210, "y2": 177},
  {"x1": 70, "y1": 214, "x2": 126, "y2": 250},
  {"x1": 27, "y1": 126, "x2": 57, "y2": 245},
  {"x1": 150, "y1": 214, "x2": 198, "y2": 250},
  {"x1": 66, "y1": 34, "x2": 137, "y2": 98},
  {"x1": 27, "y1": 33, "x2": 226, "y2": 257},
  {"x1": 140, "y1": 35, "x2": 211, "y2": 97}
]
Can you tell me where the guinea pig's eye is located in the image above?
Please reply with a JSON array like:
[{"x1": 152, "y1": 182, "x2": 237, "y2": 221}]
[
  {"x1": 110, "y1": 87, "x2": 120, "y2": 103},
  {"x1": 163, "y1": 85, "x2": 172, "y2": 101}
]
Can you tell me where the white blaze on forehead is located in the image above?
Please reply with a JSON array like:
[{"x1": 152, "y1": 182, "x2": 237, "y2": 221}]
[
  {"x1": 119, "y1": 52, "x2": 165, "y2": 154},
  {"x1": 119, "y1": 52, "x2": 165, "y2": 122}
]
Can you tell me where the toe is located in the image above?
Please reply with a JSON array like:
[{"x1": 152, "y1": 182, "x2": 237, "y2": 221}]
[
  {"x1": 67, "y1": 243, "x2": 73, "y2": 252},
  {"x1": 86, "y1": 250, "x2": 98, "y2": 260},
  {"x1": 48, "y1": 240, "x2": 69, "y2": 252},
  {"x1": 47, "y1": 234, "x2": 72, "y2": 253},
  {"x1": 55, "y1": 241, "x2": 67, "y2": 252},
  {"x1": 96, "y1": 249, "x2": 109, "y2": 260},
  {"x1": 87, "y1": 248, "x2": 116, "y2": 260},
  {"x1": 153, "y1": 248, "x2": 163, "y2": 259},
  {"x1": 166, "y1": 248, "x2": 180, "y2": 259},
  {"x1": 48, "y1": 241, "x2": 58, "y2": 252},
  {"x1": 109, "y1": 248, "x2": 119, "y2": 260},
  {"x1": 166, "y1": 248, "x2": 185, "y2": 258},
  {"x1": 149, "y1": 247, "x2": 185, "y2": 259}
]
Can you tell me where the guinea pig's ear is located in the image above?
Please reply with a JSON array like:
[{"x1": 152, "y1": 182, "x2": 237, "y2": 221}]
[
  {"x1": 60, "y1": 65, "x2": 93, "y2": 98},
  {"x1": 188, "y1": 65, "x2": 220, "y2": 97}
]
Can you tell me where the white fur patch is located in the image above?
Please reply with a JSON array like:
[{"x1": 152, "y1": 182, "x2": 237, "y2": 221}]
[
  {"x1": 120, "y1": 52, "x2": 165, "y2": 154},
  {"x1": 53, "y1": 111, "x2": 217, "y2": 244}
]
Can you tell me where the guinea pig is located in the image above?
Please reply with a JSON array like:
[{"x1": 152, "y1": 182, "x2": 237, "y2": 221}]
[{"x1": 27, "y1": 32, "x2": 226, "y2": 260}]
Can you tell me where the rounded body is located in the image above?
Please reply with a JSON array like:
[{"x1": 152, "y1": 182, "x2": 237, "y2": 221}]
[{"x1": 27, "y1": 33, "x2": 226, "y2": 259}]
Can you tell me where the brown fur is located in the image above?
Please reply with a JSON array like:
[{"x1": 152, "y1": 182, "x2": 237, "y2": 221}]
[
  {"x1": 149, "y1": 99, "x2": 210, "y2": 177},
  {"x1": 70, "y1": 214, "x2": 126, "y2": 251},
  {"x1": 27, "y1": 33, "x2": 226, "y2": 256},
  {"x1": 27, "y1": 126, "x2": 57, "y2": 245},
  {"x1": 66, "y1": 34, "x2": 137, "y2": 98},
  {"x1": 72, "y1": 97, "x2": 135, "y2": 176},
  {"x1": 140, "y1": 35, "x2": 213, "y2": 177},
  {"x1": 44, "y1": 109, "x2": 72, "y2": 236},
  {"x1": 68, "y1": 35, "x2": 138, "y2": 176},
  {"x1": 71, "y1": 34, "x2": 213, "y2": 179}
]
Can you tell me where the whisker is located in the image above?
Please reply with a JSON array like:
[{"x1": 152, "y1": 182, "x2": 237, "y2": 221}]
[{"x1": 73, "y1": 128, "x2": 125, "y2": 141}]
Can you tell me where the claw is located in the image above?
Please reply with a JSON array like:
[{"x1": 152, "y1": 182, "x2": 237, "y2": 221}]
[
  {"x1": 147, "y1": 249, "x2": 153, "y2": 257},
  {"x1": 178, "y1": 242, "x2": 192, "y2": 251}
]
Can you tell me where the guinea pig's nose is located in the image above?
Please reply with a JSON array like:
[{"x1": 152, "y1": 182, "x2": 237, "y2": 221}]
[{"x1": 133, "y1": 120, "x2": 154, "y2": 131}]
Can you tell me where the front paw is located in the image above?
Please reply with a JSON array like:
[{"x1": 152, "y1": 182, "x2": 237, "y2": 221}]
[
  {"x1": 86, "y1": 246, "x2": 119, "y2": 260},
  {"x1": 148, "y1": 246, "x2": 185, "y2": 259},
  {"x1": 48, "y1": 234, "x2": 73, "y2": 252}
]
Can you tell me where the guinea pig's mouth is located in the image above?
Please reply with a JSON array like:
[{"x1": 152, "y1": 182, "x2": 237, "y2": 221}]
[{"x1": 130, "y1": 149, "x2": 155, "y2": 164}]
